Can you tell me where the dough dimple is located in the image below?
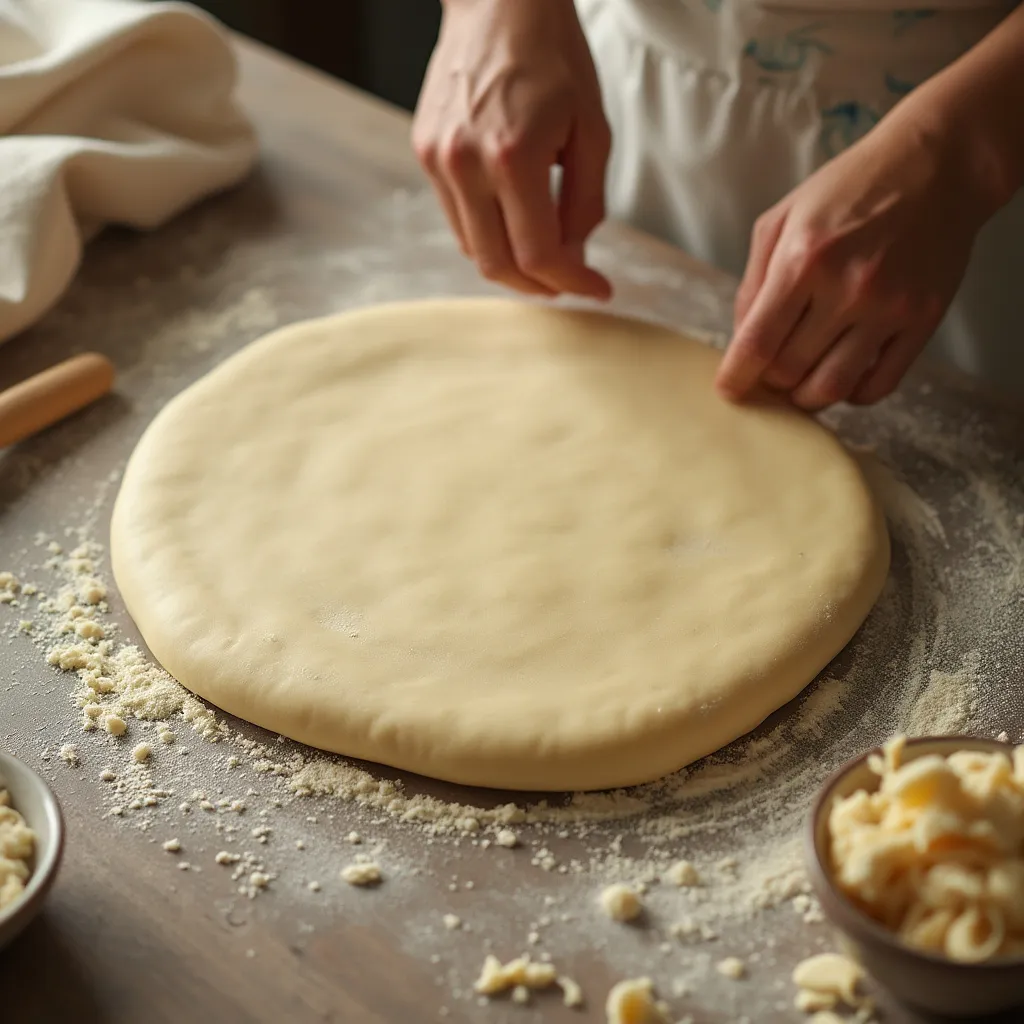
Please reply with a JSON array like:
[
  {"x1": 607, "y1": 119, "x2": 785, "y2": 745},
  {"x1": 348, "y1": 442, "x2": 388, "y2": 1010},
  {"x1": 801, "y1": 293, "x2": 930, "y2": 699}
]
[{"x1": 111, "y1": 299, "x2": 889, "y2": 791}]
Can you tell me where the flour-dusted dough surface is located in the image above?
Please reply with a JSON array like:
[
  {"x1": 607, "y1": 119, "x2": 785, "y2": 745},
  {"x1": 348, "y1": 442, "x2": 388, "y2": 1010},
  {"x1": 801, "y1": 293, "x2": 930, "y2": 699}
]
[{"x1": 110, "y1": 299, "x2": 889, "y2": 791}]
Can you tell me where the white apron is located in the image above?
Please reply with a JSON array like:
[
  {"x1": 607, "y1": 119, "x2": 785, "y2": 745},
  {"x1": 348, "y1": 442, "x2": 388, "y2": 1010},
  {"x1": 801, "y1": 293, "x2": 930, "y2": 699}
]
[{"x1": 577, "y1": 0, "x2": 1024, "y2": 400}]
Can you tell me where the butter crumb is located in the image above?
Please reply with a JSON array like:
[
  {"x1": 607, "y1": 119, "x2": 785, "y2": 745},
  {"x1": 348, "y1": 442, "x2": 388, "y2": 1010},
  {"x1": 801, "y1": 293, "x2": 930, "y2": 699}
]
[
  {"x1": 605, "y1": 977, "x2": 668, "y2": 1024},
  {"x1": 341, "y1": 862, "x2": 382, "y2": 886}
]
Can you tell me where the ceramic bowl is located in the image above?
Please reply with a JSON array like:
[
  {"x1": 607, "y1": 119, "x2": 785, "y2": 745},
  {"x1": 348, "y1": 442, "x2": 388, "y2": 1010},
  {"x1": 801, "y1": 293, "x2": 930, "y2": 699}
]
[
  {"x1": 807, "y1": 735, "x2": 1024, "y2": 1018},
  {"x1": 0, "y1": 749, "x2": 64, "y2": 951}
]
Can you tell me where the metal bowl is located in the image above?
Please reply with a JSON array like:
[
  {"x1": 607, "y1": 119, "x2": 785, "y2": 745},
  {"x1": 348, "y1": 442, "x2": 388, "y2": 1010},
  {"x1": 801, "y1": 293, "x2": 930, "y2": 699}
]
[
  {"x1": 806, "y1": 735, "x2": 1024, "y2": 1018},
  {"x1": 0, "y1": 749, "x2": 65, "y2": 950}
]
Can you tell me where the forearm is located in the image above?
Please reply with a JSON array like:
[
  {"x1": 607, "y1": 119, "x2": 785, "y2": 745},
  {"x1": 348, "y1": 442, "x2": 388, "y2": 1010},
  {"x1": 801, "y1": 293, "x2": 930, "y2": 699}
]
[{"x1": 897, "y1": 5, "x2": 1024, "y2": 219}]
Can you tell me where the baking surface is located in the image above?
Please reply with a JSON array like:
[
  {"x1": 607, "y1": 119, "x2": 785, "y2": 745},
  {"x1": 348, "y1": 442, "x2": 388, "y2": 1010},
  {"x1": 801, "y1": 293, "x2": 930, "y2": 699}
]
[{"x1": 1, "y1": 37, "x2": 1023, "y2": 1024}]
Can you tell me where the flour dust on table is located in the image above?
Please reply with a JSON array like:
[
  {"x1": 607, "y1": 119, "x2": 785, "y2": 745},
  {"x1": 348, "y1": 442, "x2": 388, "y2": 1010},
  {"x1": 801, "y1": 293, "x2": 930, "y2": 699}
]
[
  {"x1": 0, "y1": 398, "x2": 1015, "y2": 1018},
  {"x1": 4, "y1": 210, "x2": 1020, "y2": 1018},
  {"x1": 109, "y1": 299, "x2": 889, "y2": 792}
]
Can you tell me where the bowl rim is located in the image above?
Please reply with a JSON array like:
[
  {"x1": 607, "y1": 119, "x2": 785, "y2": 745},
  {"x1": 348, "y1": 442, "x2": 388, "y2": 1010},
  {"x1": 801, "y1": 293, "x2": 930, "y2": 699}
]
[
  {"x1": 0, "y1": 748, "x2": 65, "y2": 925},
  {"x1": 806, "y1": 733, "x2": 1024, "y2": 971}
]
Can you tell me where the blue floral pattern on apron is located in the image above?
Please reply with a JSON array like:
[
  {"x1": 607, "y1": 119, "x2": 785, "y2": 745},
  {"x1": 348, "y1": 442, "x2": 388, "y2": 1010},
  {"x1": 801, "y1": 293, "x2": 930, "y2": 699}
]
[
  {"x1": 820, "y1": 101, "x2": 880, "y2": 157},
  {"x1": 744, "y1": 25, "x2": 833, "y2": 72},
  {"x1": 737, "y1": 4, "x2": 1010, "y2": 159}
]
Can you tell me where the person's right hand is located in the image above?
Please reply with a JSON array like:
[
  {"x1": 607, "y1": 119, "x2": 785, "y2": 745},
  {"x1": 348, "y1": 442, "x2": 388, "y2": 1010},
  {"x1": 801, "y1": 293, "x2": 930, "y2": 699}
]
[{"x1": 412, "y1": 0, "x2": 612, "y2": 299}]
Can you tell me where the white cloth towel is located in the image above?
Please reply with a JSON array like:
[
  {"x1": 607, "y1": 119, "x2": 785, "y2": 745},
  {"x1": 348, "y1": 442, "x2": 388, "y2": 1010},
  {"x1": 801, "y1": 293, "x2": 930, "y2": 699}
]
[{"x1": 0, "y1": 0, "x2": 257, "y2": 343}]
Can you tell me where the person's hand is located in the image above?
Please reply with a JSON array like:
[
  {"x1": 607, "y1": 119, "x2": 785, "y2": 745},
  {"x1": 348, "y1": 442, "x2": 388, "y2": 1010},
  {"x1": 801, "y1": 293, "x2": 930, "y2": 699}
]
[
  {"x1": 716, "y1": 113, "x2": 990, "y2": 409},
  {"x1": 412, "y1": 0, "x2": 611, "y2": 299}
]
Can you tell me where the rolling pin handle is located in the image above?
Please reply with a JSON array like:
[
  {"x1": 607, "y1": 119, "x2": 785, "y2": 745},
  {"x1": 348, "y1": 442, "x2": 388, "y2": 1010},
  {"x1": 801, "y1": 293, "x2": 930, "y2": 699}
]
[{"x1": 0, "y1": 353, "x2": 116, "y2": 448}]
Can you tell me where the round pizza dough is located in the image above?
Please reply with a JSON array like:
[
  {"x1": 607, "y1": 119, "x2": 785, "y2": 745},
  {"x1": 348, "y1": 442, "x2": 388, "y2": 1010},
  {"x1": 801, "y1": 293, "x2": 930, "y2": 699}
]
[{"x1": 111, "y1": 298, "x2": 889, "y2": 792}]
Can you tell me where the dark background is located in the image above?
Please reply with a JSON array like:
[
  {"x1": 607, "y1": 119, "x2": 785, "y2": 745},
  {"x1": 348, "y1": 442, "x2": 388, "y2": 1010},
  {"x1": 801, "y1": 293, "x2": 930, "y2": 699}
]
[{"x1": 196, "y1": 0, "x2": 441, "y2": 112}]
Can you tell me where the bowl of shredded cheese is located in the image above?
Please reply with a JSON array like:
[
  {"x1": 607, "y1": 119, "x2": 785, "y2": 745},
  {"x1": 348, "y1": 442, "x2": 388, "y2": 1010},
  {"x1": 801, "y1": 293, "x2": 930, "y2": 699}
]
[
  {"x1": 807, "y1": 735, "x2": 1024, "y2": 1017},
  {"x1": 0, "y1": 749, "x2": 64, "y2": 950}
]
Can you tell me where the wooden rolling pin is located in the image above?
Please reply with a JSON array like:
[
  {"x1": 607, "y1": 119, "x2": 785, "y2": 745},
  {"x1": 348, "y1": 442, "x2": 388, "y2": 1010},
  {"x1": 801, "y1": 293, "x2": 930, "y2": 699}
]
[{"x1": 0, "y1": 353, "x2": 115, "y2": 448}]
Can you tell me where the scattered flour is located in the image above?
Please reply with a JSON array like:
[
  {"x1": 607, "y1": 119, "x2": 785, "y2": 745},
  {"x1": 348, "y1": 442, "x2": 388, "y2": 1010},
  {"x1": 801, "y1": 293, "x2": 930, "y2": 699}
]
[
  {"x1": 1, "y1": 464, "x2": 1011, "y2": 1015},
  {"x1": 2, "y1": 196, "x2": 1022, "y2": 1019}
]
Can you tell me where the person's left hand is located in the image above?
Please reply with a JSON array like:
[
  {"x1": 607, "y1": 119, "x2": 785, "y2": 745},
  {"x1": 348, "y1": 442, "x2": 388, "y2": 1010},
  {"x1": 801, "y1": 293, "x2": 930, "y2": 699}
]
[{"x1": 715, "y1": 111, "x2": 989, "y2": 409}]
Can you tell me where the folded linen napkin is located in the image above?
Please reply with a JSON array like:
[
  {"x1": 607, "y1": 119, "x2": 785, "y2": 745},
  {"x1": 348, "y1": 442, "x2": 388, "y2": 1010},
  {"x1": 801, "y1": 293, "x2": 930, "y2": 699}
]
[{"x1": 0, "y1": 0, "x2": 257, "y2": 342}]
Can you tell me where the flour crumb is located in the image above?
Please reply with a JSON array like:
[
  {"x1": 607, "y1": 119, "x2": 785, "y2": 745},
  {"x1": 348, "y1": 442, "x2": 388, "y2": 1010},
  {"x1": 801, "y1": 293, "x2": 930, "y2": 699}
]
[
  {"x1": 78, "y1": 578, "x2": 106, "y2": 605},
  {"x1": 605, "y1": 977, "x2": 668, "y2": 1024},
  {"x1": 0, "y1": 574, "x2": 20, "y2": 609},
  {"x1": 162, "y1": 839, "x2": 181, "y2": 853},
  {"x1": 664, "y1": 860, "x2": 699, "y2": 887},
  {"x1": 346, "y1": 831, "x2": 362, "y2": 845},
  {"x1": 74, "y1": 619, "x2": 104, "y2": 641},
  {"x1": 99, "y1": 769, "x2": 115, "y2": 782},
  {"x1": 716, "y1": 957, "x2": 745, "y2": 980},
  {"x1": 443, "y1": 913, "x2": 462, "y2": 931},
  {"x1": 495, "y1": 829, "x2": 518, "y2": 848},
  {"x1": 599, "y1": 883, "x2": 643, "y2": 922},
  {"x1": 308, "y1": 880, "x2": 321, "y2": 892},
  {"x1": 341, "y1": 861, "x2": 382, "y2": 886},
  {"x1": 59, "y1": 743, "x2": 79, "y2": 766},
  {"x1": 132, "y1": 743, "x2": 152, "y2": 763},
  {"x1": 105, "y1": 715, "x2": 127, "y2": 736}
]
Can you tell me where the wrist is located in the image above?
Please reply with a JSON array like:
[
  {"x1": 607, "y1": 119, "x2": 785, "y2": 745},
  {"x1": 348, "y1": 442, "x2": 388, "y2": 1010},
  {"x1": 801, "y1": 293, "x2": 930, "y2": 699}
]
[
  {"x1": 441, "y1": 0, "x2": 582, "y2": 35},
  {"x1": 893, "y1": 82, "x2": 1016, "y2": 226},
  {"x1": 896, "y1": 9, "x2": 1024, "y2": 220},
  {"x1": 935, "y1": 93, "x2": 1022, "y2": 217}
]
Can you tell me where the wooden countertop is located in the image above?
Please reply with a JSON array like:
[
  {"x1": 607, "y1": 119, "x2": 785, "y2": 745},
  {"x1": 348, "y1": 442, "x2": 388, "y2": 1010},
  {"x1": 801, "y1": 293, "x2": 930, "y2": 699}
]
[{"x1": 2, "y1": 35, "x2": 1023, "y2": 1024}]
